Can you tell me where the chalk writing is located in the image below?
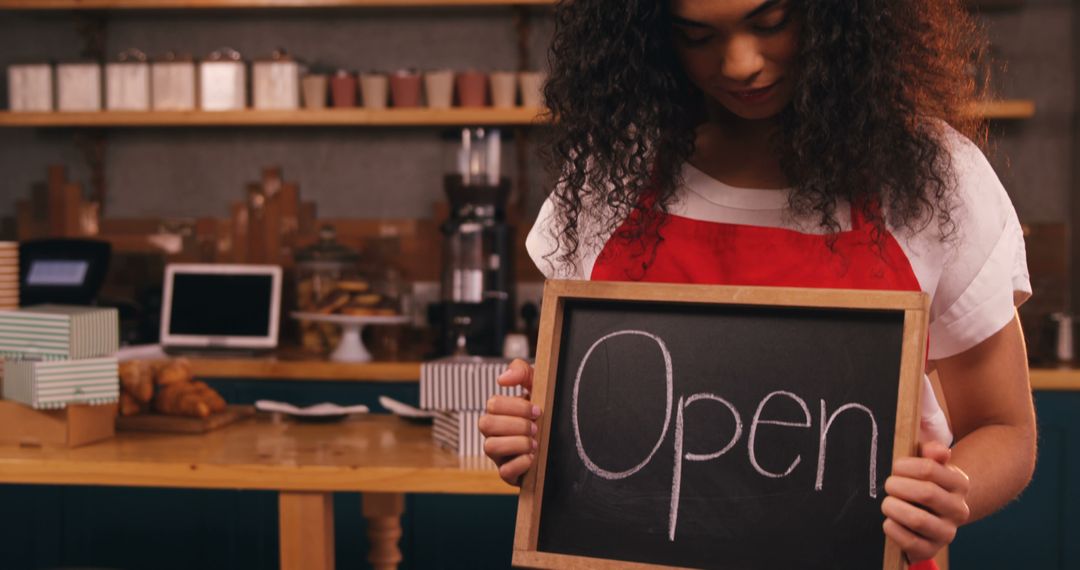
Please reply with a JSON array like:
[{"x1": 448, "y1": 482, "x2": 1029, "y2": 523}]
[{"x1": 572, "y1": 330, "x2": 881, "y2": 541}]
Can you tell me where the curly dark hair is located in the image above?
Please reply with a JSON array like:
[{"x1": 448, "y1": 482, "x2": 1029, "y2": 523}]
[{"x1": 540, "y1": 0, "x2": 988, "y2": 274}]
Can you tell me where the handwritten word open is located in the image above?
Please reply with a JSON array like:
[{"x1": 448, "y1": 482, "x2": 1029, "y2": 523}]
[{"x1": 571, "y1": 330, "x2": 880, "y2": 541}]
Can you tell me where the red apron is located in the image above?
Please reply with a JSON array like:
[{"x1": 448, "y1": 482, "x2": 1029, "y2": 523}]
[{"x1": 590, "y1": 201, "x2": 939, "y2": 570}]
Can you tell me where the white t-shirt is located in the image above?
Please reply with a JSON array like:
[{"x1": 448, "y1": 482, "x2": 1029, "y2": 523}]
[{"x1": 526, "y1": 129, "x2": 1032, "y2": 445}]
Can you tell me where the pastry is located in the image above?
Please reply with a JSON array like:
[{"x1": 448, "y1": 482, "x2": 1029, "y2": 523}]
[{"x1": 335, "y1": 279, "x2": 370, "y2": 293}]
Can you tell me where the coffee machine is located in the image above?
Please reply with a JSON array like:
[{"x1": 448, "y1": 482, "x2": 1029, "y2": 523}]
[{"x1": 431, "y1": 128, "x2": 515, "y2": 357}]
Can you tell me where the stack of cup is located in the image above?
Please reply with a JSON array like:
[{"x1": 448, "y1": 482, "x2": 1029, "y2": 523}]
[
  {"x1": 455, "y1": 69, "x2": 488, "y2": 107},
  {"x1": 301, "y1": 73, "x2": 328, "y2": 109},
  {"x1": 360, "y1": 72, "x2": 389, "y2": 109},
  {"x1": 490, "y1": 71, "x2": 517, "y2": 108},
  {"x1": 390, "y1": 69, "x2": 422, "y2": 108},
  {"x1": 424, "y1": 69, "x2": 454, "y2": 109},
  {"x1": 0, "y1": 243, "x2": 18, "y2": 310},
  {"x1": 518, "y1": 71, "x2": 546, "y2": 108},
  {"x1": 331, "y1": 69, "x2": 357, "y2": 108}
]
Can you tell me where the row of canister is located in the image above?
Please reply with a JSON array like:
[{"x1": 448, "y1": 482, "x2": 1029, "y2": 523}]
[
  {"x1": 302, "y1": 69, "x2": 546, "y2": 110},
  {"x1": 9, "y1": 48, "x2": 256, "y2": 112},
  {"x1": 7, "y1": 47, "x2": 547, "y2": 113}
]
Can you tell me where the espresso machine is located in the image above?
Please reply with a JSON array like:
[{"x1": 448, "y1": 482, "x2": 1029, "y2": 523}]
[{"x1": 431, "y1": 128, "x2": 515, "y2": 357}]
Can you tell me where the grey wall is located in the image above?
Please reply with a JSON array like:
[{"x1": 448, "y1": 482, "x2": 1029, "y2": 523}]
[
  {"x1": 981, "y1": 0, "x2": 1074, "y2": 224},
  {"x1": 0, "y1": 7, "x2": 555, "y2": 221},
  {"x1": 0, "y1": 3, "x2": 1071, "y2": 223}
]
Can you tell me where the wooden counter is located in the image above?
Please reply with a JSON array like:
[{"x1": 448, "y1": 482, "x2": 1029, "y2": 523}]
[
  {"x1": 138, "y1": 340, "x2": 1077, "y2": 388},
  {"x1": 1030, "y1": 367, "x2": 1080, "y2": 391},
  {"x1": 0, "y1": 415, "x2": 513, "y2": 570},
  {"x1": 176, "y1": 353, "x2": 1076, "y2": 391},
  {"x1": 185, "y1": 357, "x2": 422, "y2": 382},
  {"x1": 0, "y1": 415, "x2": 509, "y2": 494}
]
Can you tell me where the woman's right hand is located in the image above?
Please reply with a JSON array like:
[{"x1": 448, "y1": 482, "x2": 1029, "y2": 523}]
[{"x1": 478, "y1": 358, "x2": 542, "y2": 486}]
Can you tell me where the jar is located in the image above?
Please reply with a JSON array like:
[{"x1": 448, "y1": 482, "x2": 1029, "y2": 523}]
[{"x1": 294, "y1": 225, "x2": 360, "y2": 353}]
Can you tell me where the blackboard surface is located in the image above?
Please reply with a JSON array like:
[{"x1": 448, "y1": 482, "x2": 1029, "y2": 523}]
[{"x1": 535, "y1": 298, "x2": 907, "y2": 569}]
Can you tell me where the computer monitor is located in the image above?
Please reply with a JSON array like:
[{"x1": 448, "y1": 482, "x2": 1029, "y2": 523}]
[{"x1": 160, "y1": 263, "x2": 282, "y2": 350}]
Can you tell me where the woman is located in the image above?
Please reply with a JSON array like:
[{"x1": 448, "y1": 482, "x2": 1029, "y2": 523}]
[{"x1": 479, "y1": 1, "x2": 1037, "y2": 567}]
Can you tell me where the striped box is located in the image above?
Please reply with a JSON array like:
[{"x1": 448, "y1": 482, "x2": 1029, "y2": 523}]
[
  {"x1": 419, "y1": 357, "x2": 525, "y2": 411},
  {"x1": 432, "y1": 411, "x2": 485, "y2": 456},
  {"x1": 0, "y1": 305, "x2": 119, "y2": 360},
  {"x1": 1, "y1": 356, "x2": 119, "y2": 410}
]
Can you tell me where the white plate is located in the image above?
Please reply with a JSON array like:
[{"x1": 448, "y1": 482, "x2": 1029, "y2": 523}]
[
  {"x1": 379, "y1": 395, "x2": 436, "y2": 419},
  {"x1": 255, "y1": 399, "x2": 369, "y2": 421}
]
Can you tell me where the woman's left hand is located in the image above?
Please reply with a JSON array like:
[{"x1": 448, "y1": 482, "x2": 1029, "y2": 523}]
[{"x1": 882, "y1": 441, "x2": 972, "y2": 564}]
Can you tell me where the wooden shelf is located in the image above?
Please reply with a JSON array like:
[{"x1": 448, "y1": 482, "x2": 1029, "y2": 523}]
[
  {"x1": 0, "y1": 102, "x2": 1032, "y2": 127},
  {"x1": 966, "y1": 0, "x2": 1024, "y2": 11},
  {"x1": 0, "y1": 108, "x2": 548, "y2": 128},
  {"x1": 168, "y1": 357, "x2": 1077, "y2": 389},
  {"x1": 964, "y1": 99, "x2": 1036, "y2": 120},
  {"x1": 0, "y1": 0, "x2": 1017, "y2": 11},
  {"x1": 0, "y1": 0, "x2": 553, "y2": 9}
]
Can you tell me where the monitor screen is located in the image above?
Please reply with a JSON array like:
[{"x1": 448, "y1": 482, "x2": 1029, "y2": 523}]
[
  {"x1": 26, "y1": 260, "x2": 90, "y2": 286},
  {"x1": 168, "y1": 273, "x2": 274, "y2": 337}
]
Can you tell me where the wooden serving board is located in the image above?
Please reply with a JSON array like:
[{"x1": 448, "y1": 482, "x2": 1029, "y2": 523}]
[{"x1": 115, "y1": 405, "x2": 256, "y2": 434}]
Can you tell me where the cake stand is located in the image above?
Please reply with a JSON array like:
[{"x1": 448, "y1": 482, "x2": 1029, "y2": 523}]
[{"x1": 292, "y1": 311, "x2": 410, "y2": 363}]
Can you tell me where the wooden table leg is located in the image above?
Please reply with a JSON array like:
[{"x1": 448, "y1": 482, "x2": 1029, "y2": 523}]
[
  {"x1": 362, "y1": 492, "x2": 405, "y2": 570},
  {"x1": 279, "y1": 491, "x2": 335, "y2": 570}
]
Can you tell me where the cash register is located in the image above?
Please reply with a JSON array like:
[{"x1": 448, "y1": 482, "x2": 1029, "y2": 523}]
[{"x1": 19, "y1": 238, "x2": 111, "y2": 306}]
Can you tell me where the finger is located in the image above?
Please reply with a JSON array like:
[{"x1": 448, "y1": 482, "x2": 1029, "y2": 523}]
[
  {"x1": 478, "y1": 414, "x2": 537, "y2": 438},
  {"x1": 882, "y1": 518, "x2": 938, "y2": 564},
  {"x1": 885, "y1": 476, "x2": 970, "y2": 523},
  {"x1": 498, "y1": 452, "x2": 535, "y2": 486},
  {"x1": 484, "y1": 435, "x2": 537, "y2": 460},
  {"x1": 919, "y1": 441, "x2": 951, "y2": 465},
  {"x1": 486, "y1": 395, "x2": 542, "y2": 420},
  {"x1": 892, "y1": 456, "x2": 971, "y2": 494},
  {"x1": 881, "y1": 496, "x2": 957, "y2": 547},
  {"x1": 498, "y1": 359, "x2": 534, "y2": 392}
]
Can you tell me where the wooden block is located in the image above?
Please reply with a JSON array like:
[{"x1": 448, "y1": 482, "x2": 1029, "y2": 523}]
[
  {"x1": 299, "y1": 201, "x2": 317, "y2": 235},
  {"x1": 231, "y1": 201, "x2": 249, "y2": 263},
  {"x1": 279, "y1": 182, "x2": 300, "y2": 257},
  {"x1": 100, "y1": 218, "x2": 163, "y2": 234},
  {"x1": 264, "y1": 184, "x2": 283, "y2": 264},
  {"x1": 49, "y1": 182, "x2": 83, "y2": 237},
  {"x1": 47, "y1": 164, "x2": 66, "y2": 191},
  {"x1": 0, "y1": 400, "x2": 117, "y2": 448},
  {"x1": 262, "y1": 167, "x2": 283, "y2": 198},
  {"x1": 115, "y1": 405, "x2": 255, "y2": 434},
  {"x1": 64, "y1": 183, "x2": 83, "y2": 236},
  {"x1": 195, "y1": 217, "x2": 219, "y2": 262},
  {"x1": 79, "y1": 200, "x2": 100, "y2": 235},
  {"x1": 247, "y1": 183, "x2": 267, "y2": 263}
]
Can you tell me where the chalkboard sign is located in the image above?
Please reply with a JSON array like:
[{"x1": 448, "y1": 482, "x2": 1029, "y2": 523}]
[{"x1": 513, "y1": 281, "x2": 927, "y2": 570}]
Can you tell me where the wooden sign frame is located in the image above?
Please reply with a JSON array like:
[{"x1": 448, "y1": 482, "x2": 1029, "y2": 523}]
[{"x1": 512, "y1": 280, "x2": 929, "y2": 570}]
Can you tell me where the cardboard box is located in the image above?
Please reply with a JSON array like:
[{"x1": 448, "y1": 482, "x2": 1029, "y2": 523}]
[
  {"x1": 2, "y1": 356, "x2": 119, "y2": 410},
  {"x1": 419, "y1": 356, "x2": 522, "y2": 411},
  {"x1": 432, "y1": 410, "x2": 484, "y2": 456},
  {"x1": 0, "y1": 399, "x2": 116, "y2": 447},
  {"x1": 0, "y1": 305, "x2": 119, "y2": 360}
]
